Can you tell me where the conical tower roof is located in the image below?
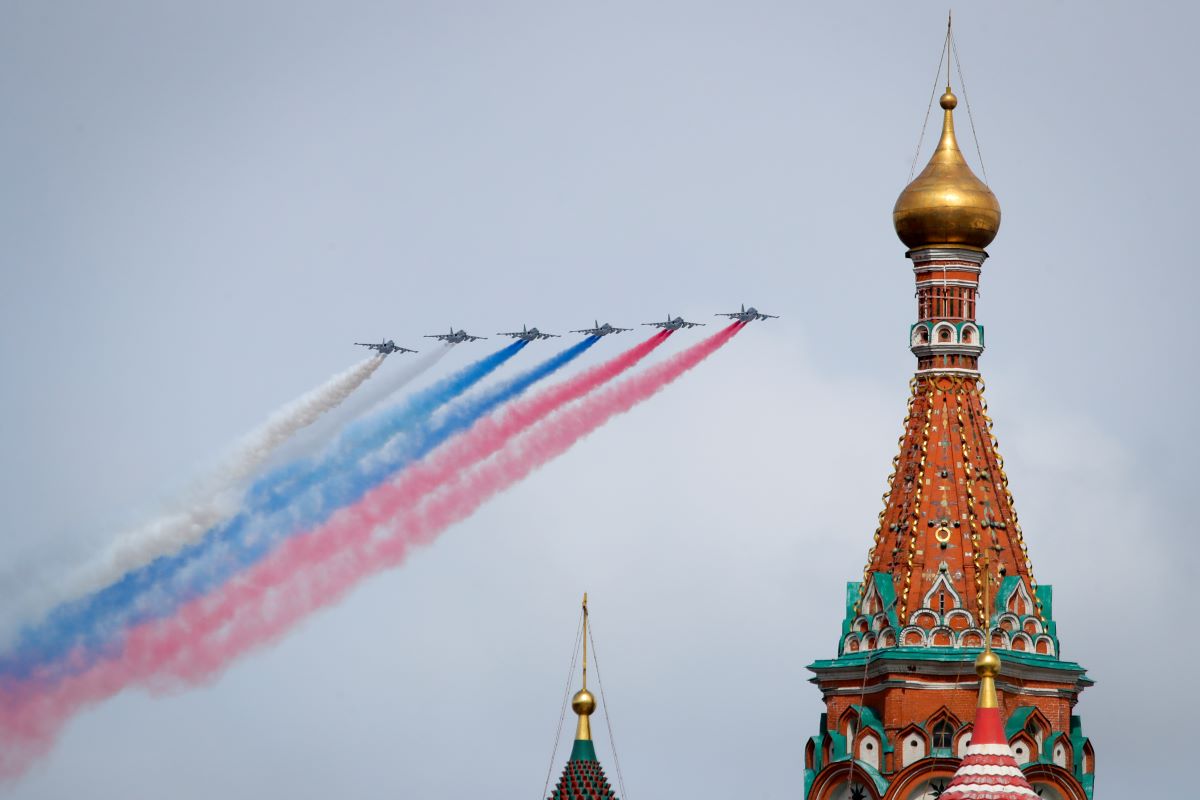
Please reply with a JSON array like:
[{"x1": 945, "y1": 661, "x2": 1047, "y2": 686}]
[
  {"x1": 548, "y1": 594, "x2": 620, "y2": 800},
  {"x1": 939, "y1": 653, "x2": 1038, "y2": 800}
]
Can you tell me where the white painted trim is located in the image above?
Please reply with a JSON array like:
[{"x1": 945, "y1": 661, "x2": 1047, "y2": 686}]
[
  {"x1": 966, "y1": 744, "x2": 1020, "y2": 757},
  {"x1": 944, "y1": 783, "x2": 1038, "y2": 798},
  {"x1": 922, "y1": 572, "x2": 964, "y2": 610},
  {"x1": 945, "y1": 609, "x2": 975, "y2": 629},
  {"x1": 957, "y1": 764, "x2": 1029, "y2": 777},
  {"x1": 914, "y1": 278, "x2": 981, "y2": 287}
]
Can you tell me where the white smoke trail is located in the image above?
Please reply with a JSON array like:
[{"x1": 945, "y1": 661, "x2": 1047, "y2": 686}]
[{"x1": 269, "y1": 344, "x2": 453, "y2": 464}]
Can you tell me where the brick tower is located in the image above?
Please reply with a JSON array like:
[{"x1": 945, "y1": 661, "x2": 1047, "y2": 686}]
[{"x1": 802, "y1": 81, "x2": 1095, "y2": 800}]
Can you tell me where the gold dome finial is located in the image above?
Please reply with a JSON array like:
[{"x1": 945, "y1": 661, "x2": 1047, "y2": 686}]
[
  {"x1": 571, "y1": 593, "x2": 596, "y2": 741},
  {"x1": 893, "y1": 72, "x2": 1001, "y2": 251}
]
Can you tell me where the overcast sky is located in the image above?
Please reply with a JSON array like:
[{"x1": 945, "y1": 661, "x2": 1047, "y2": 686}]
[{"x1": 0, "y1": 2, "x2": 1194, "y2": 797}]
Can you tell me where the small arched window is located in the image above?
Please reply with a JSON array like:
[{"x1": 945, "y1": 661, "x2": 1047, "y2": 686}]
[{"x1": 932, "y1": 721, "x2": 954, "y2": 750}]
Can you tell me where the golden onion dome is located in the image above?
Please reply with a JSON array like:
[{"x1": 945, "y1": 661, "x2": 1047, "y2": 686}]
[{"x1": 893, "y1": 89, "x2": 1001, "y2": 250}]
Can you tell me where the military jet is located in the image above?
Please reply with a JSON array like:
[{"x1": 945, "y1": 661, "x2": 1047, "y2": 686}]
[
  {"x1": 571, "y1": 320, "x2": 632, "y2": 337},
  {"x1": 424, "y1": 327, "x2": 487, "y2": 343},
  {"x1": 642, "y1": 314, "x2": 706, "y2": 331},
  {"x1": 355, "y1": 339, "x2": 418, "y2": 356},
  {"x1": 498, "y1": 324, "x2": 560, "y2": 342},
  {"x1": 716, "y1": 304, "x2": 779, "y2": 323}
]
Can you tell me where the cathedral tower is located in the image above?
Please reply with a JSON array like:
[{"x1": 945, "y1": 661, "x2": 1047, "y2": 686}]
[{"x1": 803, "y1": 82, "x2": 1095, "y2": 800}]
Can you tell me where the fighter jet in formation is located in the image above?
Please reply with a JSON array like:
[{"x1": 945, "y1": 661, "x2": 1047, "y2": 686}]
[
  {"x1": 643, "y1": 314, "x2": 706, "y2": 331},
  {"x1": 716, "y1": 304, "x2": 779, "y2": 323},
  {"x1": 425, "y1": 327, "x2": 487, "y2": 343},
  {"x1": 355, "y1": 339, "x2": 418, "y2": 355},
  {"x1": 572, "y1": 320, "x2": 632, "y2": 337},
  {"x1": 498, "y1": 324, "x2": 560, "y2": 342}
]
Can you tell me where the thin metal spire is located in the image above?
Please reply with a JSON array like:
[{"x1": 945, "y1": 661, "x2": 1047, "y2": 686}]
[
  {"x1": 947, "y1": 11, "x2": 953, "y2": 89},
  {"x1": 581, "y1": 592, "x2": 589, "y2": 691}
]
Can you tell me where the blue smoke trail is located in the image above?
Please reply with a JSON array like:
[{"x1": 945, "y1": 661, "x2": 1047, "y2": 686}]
[{"x1": 4, "y1": 338, "x2": 598, "y2": 683}]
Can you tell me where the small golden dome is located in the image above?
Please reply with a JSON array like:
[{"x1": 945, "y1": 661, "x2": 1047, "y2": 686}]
[
  {"x1": 893, "y1": 88, "x2": 1001, "y2": 250},
  {"x1": 571, "y1": 689, "x2": 596, "y2": 716},
  {"x1": 975, "y1": 648, "x2": 1002, "y2": 678}
]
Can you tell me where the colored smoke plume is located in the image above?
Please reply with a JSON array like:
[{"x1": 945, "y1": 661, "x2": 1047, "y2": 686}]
[
  {"x1": 100, "y1": 355, "x2": 386, "y2": 579},
  {"x1": 5, "y1": 337, "x2": 597, "y2": 684},
  {"x1": 272, "y1": 345, "x2": 453, "y2": 465},
  {"x1": 7, "y1": 355, "x2": 387, "y2": 635},
  {"x1": 0, "y1": 325, "x2": 742, "y2": 779},
  {"x1": 0, "y1": 343, "x2": 524, "y2": 683}
]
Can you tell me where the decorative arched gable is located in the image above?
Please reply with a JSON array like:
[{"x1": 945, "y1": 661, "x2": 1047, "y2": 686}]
[
  {"x1": 1009, "y1": 731, "x2": 1037, "y2": 765},
  {"x1": 896, "y1": 724, "x2": 930, "y2": 768},
  {"x1": 1001, "y1": 577, "x2": 1037, "y2": 617},
  {"x1": 1048, "y1": 733, "x2": 1073, "y2": 769},
  {"x1": 921, "y1": 571, "x2": 963, "y2": 611},
  {"x1": 857, "y1": 729, "x2": 881, "y2": 770}
]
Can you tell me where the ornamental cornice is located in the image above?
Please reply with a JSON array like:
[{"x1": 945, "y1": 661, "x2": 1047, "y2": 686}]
[
  {"x1": 908, "y1": 247, "x2": 988, "y2": 265},
  {"x1": 914, "y1": 278, "x2": 981, "y2": 288},
  {"x1": 812, "y1": 677, "x2": 1082, "y2": 702},
  {"x1": 807, "y1": 652, "x2": 1091, "y2": 690},
  {"x1": 911, "y1": 344, "x2": 985, "y2": 358},
  {"x1": 914, "y1": 367, "x2": 981, "y2": 376}
]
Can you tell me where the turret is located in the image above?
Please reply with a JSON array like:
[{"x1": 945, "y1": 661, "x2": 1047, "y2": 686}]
[
  {"x1": 547, "y1": 594, "x2": 619, "y2": 799},
  {"x1": 803, "y1": 22, "x2": 1095, "y2": 800},
  {"x1": 895, "y1": 86, "x2": 999, "y2": 374}
]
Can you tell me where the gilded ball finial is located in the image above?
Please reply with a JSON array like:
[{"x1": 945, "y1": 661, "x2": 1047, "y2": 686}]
[
  {"x1": 975, "y1": 648, "x2": 1001, "y2": 678},
  {"x1": 940, "y1": 89, "x2": 958, "y2": 110},
  {"x1": 571, "y1": 688, "x2": 596, "y2": 716}
]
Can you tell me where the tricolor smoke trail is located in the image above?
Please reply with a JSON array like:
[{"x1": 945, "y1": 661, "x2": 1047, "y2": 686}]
[
  {"x1": 2, "y1": 338, "x2": 598, "y2": 683},
  {"x1": 0, "y1": 325, "x2": 740, "y2": 778},
  {"x1": 105, "y1": 356, "x2": 386, "y2": 573},
  {"x1": 0, "y1": 343, "x2": 524, "y2": 682},
  {"x1": 3, "y1": 355, "x2": 389, "y2": 643},
  {"x1": 247, "y1": 341, "x2": 526, "y2": 510}
]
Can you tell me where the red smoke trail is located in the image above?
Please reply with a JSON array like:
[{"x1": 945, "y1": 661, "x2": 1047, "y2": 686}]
[{"x1": 0, "y1": 324, "x2": 741, "y2": 778}]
